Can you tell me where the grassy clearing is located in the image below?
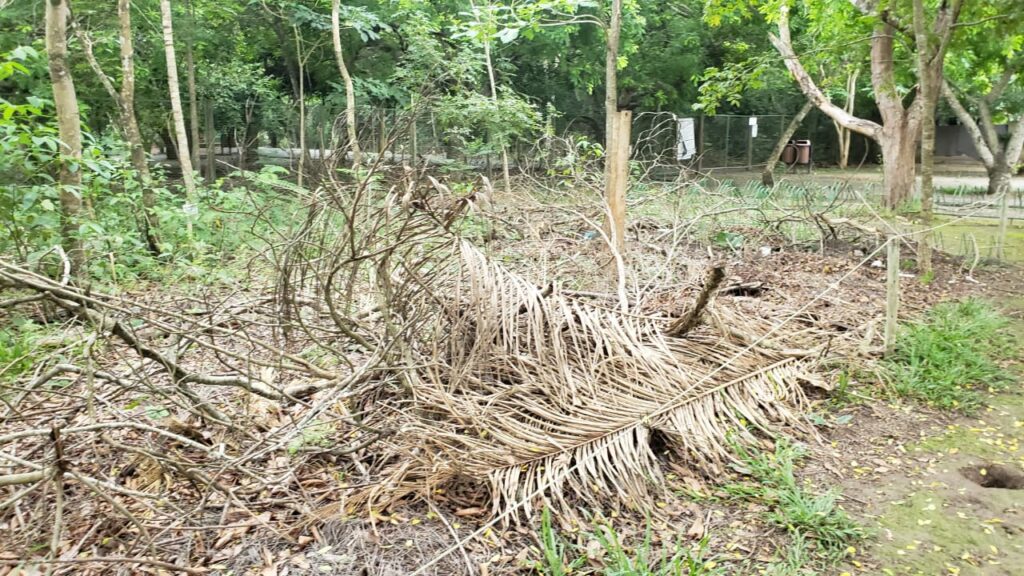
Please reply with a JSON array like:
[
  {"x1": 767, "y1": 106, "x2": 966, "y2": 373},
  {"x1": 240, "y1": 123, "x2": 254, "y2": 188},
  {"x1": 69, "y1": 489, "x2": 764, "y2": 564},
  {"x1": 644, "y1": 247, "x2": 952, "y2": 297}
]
[
  {"x1": 537, "y1": 507, "x2": 724, "y2": 576},
  {"x1": 883, "y1": 300, "x2": 1013, "y2": 411},
  {"x1": 725, "y1": 439, "x2": 863, "y2": 572},
  {"x1": 0, "y1": 318, "x2": 70, "y2": 385}
]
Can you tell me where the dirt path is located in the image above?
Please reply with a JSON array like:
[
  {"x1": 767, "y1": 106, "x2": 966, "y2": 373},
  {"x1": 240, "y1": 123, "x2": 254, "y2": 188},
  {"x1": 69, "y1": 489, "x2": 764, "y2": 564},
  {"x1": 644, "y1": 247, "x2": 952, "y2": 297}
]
[{"x1": 841, "y1": 300, "x2": 1024, "y2": 576}]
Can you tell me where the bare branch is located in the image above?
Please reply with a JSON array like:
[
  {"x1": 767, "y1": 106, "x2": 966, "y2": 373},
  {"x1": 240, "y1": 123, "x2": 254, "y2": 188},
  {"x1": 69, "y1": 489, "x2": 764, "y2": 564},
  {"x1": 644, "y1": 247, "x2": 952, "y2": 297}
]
[{"x1": 769, "y1": 6, "x2": 882, "y2": 141}]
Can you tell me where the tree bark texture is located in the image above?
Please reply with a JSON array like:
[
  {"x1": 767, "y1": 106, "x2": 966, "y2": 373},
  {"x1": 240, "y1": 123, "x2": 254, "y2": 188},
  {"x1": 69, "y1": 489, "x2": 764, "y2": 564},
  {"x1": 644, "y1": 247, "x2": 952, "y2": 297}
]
[
  {"x1": 185, "y1": 30, "x2": 201, "y2": 171},
  {"x1": 160, "y1": 0, "x2": 197, "y2": 234},
  {"x1": 604, "y1": 0, "x2": 625, "y2": 258},
  {"x1": 76, "y1": 2, "x2": 158, "y2": 251},
  {"x1": 332, "y1": 0, "x2": 361, "y2": 172},
  {"x1": 45, "y1": 0, "x2": 85, "y2": 274}
]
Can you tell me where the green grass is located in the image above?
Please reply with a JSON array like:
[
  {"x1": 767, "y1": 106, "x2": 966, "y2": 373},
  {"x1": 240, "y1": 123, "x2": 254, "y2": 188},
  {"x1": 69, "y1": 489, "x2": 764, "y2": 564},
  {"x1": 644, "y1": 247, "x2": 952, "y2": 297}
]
[
  {"x1": 726, "y1": 439, "x2": 863, "y2": 566},
  {"x1": 0, "y1": 326, "x2": 35, "y2": 382},
  {"x1": 883, "y1": 300, "x2": 1013, "y2": 411},
  {"x1": 536, "y1": 507, "x2": 724, "y2": 576},
  {"x1": 538, "y1": 507, "x2": 585, "y2": 576},
  {"x1": 593, "y1": 526, "x2": 721, "y2": 576}
]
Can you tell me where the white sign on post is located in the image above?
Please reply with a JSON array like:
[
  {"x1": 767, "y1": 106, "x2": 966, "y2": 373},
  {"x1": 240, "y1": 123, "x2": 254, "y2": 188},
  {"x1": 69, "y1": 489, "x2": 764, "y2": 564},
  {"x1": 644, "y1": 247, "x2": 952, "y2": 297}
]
[
  {"x1": 749, "y1": 116, "x2": 758, "y2": 138},
  {"x1": 676, "y1": 117, "x2": 696, "y2": 160}
]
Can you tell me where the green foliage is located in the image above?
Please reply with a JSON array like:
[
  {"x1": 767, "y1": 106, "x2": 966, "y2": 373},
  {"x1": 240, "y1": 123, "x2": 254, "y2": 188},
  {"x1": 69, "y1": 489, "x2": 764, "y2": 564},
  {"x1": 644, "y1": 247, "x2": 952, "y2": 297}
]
[
  {"x1": 593, "y1": 526, "x2": 722, "y2": 576},
  {"x1": 536, "y1": 507, "x2": 724, "y2": 576},
  {"x1": 726, "y1": 439, "x2": 863, "y2": 564},
  {"x1": 0, "y1": 324, "x2": 37, "y2": 384},
  {"x1": 436, "y1": 86, "x2": 541, "y2": 153},
  {"x1": 1, "y1": 44, "x2": 298, "y2": 286},
  {"x1": 883, "y1": 300, "x2": 1013, "y2": 411},
  {"x1": 0, "y1": 318, "x2": 75, "y2": 387},
  {"x1": 538, "y1": 507, "x2": 586, "y2": 576},
  {"x1": 0, "y1": 47, "x2": 140, "y2": 268}
]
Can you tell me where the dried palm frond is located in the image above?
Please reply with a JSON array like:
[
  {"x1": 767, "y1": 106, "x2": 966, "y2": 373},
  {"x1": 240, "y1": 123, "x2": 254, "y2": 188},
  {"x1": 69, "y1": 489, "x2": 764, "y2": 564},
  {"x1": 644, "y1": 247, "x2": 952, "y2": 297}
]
[{"x1": 359, "y1": 240, "x2": 813, "y2": 520}]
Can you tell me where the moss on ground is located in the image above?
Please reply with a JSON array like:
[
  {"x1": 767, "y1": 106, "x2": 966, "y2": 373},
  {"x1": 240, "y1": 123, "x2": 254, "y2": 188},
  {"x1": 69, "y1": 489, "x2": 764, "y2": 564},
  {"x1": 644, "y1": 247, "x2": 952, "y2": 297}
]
[
  {"x1": 872, "y1": 490, "x2": 1020, "y2": 575},
  {"x1": 854, "y1": 299, "x2": 1024, "y2": 575}
]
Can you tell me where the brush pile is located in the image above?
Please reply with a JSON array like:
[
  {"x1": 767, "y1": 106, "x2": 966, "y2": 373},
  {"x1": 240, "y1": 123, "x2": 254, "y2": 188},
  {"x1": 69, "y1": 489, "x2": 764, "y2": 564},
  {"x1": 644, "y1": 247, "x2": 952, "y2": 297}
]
[
  {"x1": 0, "y1": 180, "x2": 886, "y2": 571},
  {"x1": 354, "y1": 239, "x2": 814, "y2": 519}
]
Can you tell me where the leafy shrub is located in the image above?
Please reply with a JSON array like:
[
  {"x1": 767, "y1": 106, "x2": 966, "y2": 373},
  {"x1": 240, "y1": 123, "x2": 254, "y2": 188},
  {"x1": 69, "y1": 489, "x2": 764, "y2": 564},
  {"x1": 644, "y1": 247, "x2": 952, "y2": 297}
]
[{"x1": 884, "y1": 300, "x2": 1012, "y2": 411}]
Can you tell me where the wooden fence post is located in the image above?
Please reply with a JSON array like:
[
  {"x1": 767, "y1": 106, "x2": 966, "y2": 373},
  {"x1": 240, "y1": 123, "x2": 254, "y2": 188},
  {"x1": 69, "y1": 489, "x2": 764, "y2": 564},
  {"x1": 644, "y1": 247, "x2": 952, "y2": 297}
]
[
  {"x1": 996, "y1": 186, "x2": 1009, "y2": 260},
  {"x1": 605, "y1": 110, "x2": 631, "y2": 257},
  {"x1": 884, "y1": 236, "x2": 900, "y2": 354}
]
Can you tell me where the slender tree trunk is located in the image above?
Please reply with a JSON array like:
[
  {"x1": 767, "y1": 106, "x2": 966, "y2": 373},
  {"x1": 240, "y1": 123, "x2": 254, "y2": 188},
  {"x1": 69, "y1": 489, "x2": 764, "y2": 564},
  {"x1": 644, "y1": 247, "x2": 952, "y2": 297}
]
[
  {"x1": 185, "y1": 32, "x2": 200, "y2": 172},
  {"x1": 762, "y1": 99, "x2": 813, "y2": 187},
  {"x1": 204, "y1": 98, "x2": 215, "y2": 180},
  {"x1": 117, "y1": 0, "x2": 150, "y2": 182},
  {"x1": 331, "y1": 0, "x2": 361, "y2": 172},
  {"x1": 913, "y1": 0, "x2": 961, "y2": 275},
  {"x1": 914, "y1": 0, "x2": 935, "y2": 274},
  {"x1": 834, "y1": 67, "x2": 859, "y2": 169},
  {"x1": 160, "y1": 0, "x2": 197, "y2": 237},
  {"x1": 471, "y1": 0, "x2": 512, "y2": 195},
  {"x1": 122, "y1": 1, "x2": 159, "y2": 253},
  {"x1": 603, "y1": 0, "x2": 625, "y2": 258},
  {"x1": 77, "y1": 0, "x2": 158, "y2": 252},
  {"x1": 295, "y1": 26, "x2": 306, "y2": 188},
  {"x1": 45, "y1": 0, "x2": 85, "y2": 274}
]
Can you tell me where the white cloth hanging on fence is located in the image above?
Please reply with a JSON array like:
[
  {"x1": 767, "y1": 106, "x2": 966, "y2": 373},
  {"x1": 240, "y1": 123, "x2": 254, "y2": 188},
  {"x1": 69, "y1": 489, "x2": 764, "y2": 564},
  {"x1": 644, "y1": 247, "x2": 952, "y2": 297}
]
[{"x1": 676, "y1": 117, "x2": 696, "y2": 161}]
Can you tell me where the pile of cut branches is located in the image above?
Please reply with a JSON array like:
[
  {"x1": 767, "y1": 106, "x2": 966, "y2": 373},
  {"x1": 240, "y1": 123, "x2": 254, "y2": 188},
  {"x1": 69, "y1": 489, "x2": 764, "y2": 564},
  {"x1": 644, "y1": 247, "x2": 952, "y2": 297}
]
[
  {"x1": 0, "y1": 173, "x2": 824, "y2": 570},
  {"x1": 354, "y1": 240, "x2": 814, "y2": 519}
]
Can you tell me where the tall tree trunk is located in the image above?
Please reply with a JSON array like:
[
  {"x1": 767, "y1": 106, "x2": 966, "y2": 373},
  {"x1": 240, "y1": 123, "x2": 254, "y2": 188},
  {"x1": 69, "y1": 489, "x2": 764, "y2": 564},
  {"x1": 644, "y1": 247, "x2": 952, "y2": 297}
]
[
  {"x1": 603, "y1": 0, "x2": 625, "y2": 257},
  {"x1": 185, "y1": 27, "x2": 201, "y2": 172},
  {"x1": 205, "y1": 98, "x2": 216, "y2": 181},
  {"x1": 987, "y1": 164, "x2": 1013, "y2": 197},
  {"x1": 762, "y1": 99, "x2": 813, "y2": 187},
  {"x1": 118, "y1": 0, "x2": 152, "y2": 199},
  {"x1": 295, "y1": 26, "x2": 306, "y2": 188},
  {"x1": 913, "y1": 0, "x2": 961, "y2": 274},
  {"x1": 914, "y1": 0, "x2": 936, "y2": 274},
  {"x1": 879, "y1": 122, "x2": 919, "y2": 209},
  {"x1": 470, "y1": 0, "x2": 511, "y2": 195},
  {"x1": 331, "y1": 0, "x2": 361, "y2": 172},
  {"x1": 76, "y1": 0, "x2": 158, "y2": 252},
  {"x1": 45, "y1": 0, "x2": 85, "y2": 275},
  {"x1": 160, "y1": 0, "x2": 197, "y2": 237},
  {"x1": 770, "y1": 4, "x2": 923, "y2": 210}
]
